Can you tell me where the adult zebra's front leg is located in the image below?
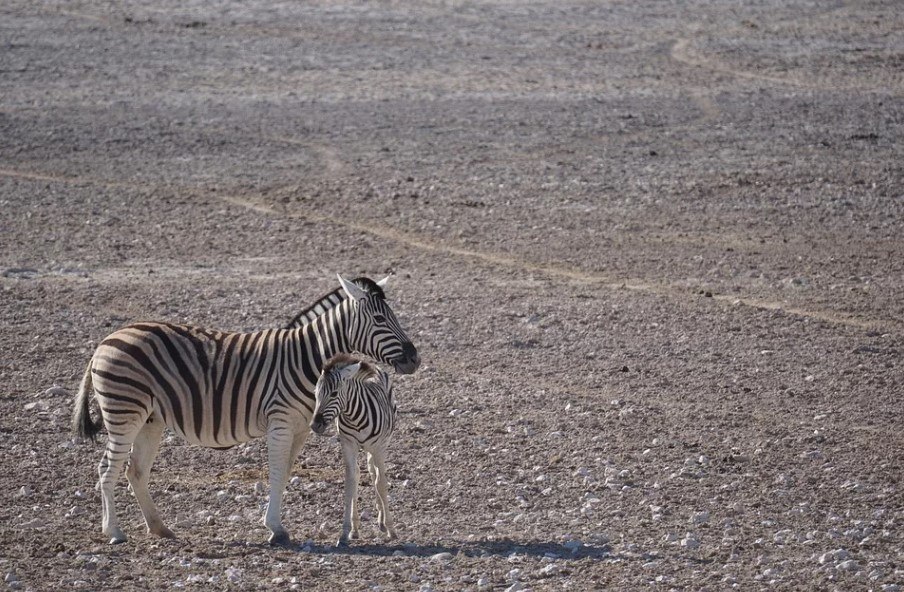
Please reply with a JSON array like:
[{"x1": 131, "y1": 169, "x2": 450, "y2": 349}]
[{"x1": 263, "y1": 419, "x2": 298, "y2": 546}]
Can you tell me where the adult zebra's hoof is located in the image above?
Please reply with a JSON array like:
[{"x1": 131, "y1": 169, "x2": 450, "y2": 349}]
[
  {"x1": 335, "y1": 537, "x2": 349, "y2": 548},
  {"x1": 268, "y1": 531, "x2": 292, "y2": 547}
]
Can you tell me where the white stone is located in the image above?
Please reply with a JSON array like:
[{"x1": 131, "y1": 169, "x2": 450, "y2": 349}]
[
  {"x1": 225, "y1": 567, "x2": 242, "y2": 583},
  {"x1": 506, "y1": 568, "x2": 522, "y2": 581},
  {"x1": 17, "y1": 486, "x2": 32, "y2": 498},
  {"x1": 692, "y1": 511, "x2": 710, "y2": 524},
  {"x1": 680, "y1": 534, "x2": 700, "y2": 550},
  {"x1": 504, "y1": 584, "x2": 525, "y2": 592},
  {"x1": 477, "y1": 577, "x2": 491, "y2": 589},
  {"x1": 538, "y1": 564, "x2": 561, "y2": 577},
  {"x1": 215, "y1": 490, "x2": 229, "y2": 502},
  {"x1": 429, "y1": 552, "x2": 453, "y2": 562}
]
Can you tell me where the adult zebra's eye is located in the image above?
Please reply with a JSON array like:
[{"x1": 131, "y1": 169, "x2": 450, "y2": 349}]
[{"x1": 372, "y1": 314, "x2": 387, "y2": 324}]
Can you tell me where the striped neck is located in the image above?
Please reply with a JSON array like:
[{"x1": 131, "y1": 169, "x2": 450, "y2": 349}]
[{"x1": 293, "y1": 299, "x2": 353, "y2": 378}]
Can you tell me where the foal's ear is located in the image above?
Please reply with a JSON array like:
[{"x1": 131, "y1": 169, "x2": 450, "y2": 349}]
[
  {"x1": 337, "y1": 274, "x2": 368, "y2": 301},
  {"x1": 376, "y1": 274, "x2": 391, "y2": 288},
  {"x1": 339, "y1": 362, "x2": 361, "y2": 379}
]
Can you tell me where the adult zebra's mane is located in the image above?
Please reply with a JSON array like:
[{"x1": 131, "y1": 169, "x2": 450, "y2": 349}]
[{"x1": 284, "y1": 277, "x2": 386, "y2": 329}]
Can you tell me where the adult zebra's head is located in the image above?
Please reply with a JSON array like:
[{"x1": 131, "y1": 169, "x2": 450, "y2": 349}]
[
  {"x1": 337, "y1": 274, "x2": 421, "y2": 375},
  {"x1": 311, "y1": 354, "x2": 365, "y2": 435}
]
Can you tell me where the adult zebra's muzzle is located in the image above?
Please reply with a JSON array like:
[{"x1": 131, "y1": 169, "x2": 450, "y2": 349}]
[{"x1": 390, "y1": 342, "x2": 420, "y2": 375}]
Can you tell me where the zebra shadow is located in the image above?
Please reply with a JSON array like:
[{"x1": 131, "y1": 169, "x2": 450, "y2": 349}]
[{"x1": 294, "y1": 538, "x2": 614, "y2": 560}]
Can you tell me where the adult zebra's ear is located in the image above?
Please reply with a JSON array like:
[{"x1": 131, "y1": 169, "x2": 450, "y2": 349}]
[
  {"x1": 337, "y1": 274, "x2": 368, "y2": 302},
  {"x1": 376, "y1": 274, "x2": 391, "y2": 288}
]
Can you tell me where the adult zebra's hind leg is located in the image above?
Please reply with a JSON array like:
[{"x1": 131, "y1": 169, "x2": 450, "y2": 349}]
[
  {"x1": 97, "y1": 414, "x2": 147, "y2": 544},
  {"x1": 125, "y1": 414, "x2": 174, "y2": 539}
]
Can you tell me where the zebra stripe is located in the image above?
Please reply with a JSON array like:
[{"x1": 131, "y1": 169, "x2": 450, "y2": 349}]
[
  {"x1": 72, "y1": 275, "x2": 418, "y2": 546},
  {"x1": 310, "y1": 354, "x2": 398, "y2": 546}
]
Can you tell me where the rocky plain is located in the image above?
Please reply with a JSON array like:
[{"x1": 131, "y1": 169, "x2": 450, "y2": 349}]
[{"x1": 1, "y1": 0, "x2": 903, "y2": 590}]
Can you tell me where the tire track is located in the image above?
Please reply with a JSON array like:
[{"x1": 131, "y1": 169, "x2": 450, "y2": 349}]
[{"x1": 0, "y1": 167, "x2": 895, "y2": 332}]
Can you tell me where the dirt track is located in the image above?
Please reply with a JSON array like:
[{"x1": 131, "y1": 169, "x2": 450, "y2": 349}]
[{"x1": 2, "y1": 0, "x2": 903, "y2": 590}]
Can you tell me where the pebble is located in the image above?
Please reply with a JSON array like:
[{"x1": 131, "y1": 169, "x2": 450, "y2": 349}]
[
  {"x1": 563, "y1": 539, "x2": 583, "y2": 552},
  {"x1": 429, "y1": 552, "x2": 453, "y2": 562},
  {"x1": 254, "y1": 482, "x2": 266, "y2": 495},
  {"x1": 5, "y1": 573, "x2": 18, "y2": 583},
  {"x1": 882, "y1": 585, "x2": 901, "y2": 592},
  {"x1": 477, "y1": 577, "x2": 491, "y2": 589},
  {"x1": 691, "y1": 511, "x2": 710, "y2": 525},
  {"x1": 215, "y1": 490, "x2": 229, "y2": 502},
  {"x1": 290, "y1": 476, "x2": 302, "y2": 487},
  {"x1": 838, "y1": 559, "x2": 859, "y2": 572},
  {"x1": 45, "y1": 385, "x2": 70, "y2": 397},
  {"x1": 680, "y1": 534, "x2": 700, "y2": 550},
  {"x1": 504, "y1": 584, "x2": 525, "y2": 592},
  {"x1": 538, "y1": 563, "x2": 562, "y2": 577},
  {"x1": 17, "y1": 486, "x2": 32, "y2": 498},
  {"x1": 819, "y1": 549, "x2": 848, "y2": 564},
  {"x1": 224, "y1": 567, "x2": 242, "y2": 583}
]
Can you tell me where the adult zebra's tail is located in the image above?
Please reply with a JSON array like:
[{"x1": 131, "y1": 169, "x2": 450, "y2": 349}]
[{"x1": 72, "y1": 360, "x2": 102, "y2": 442}]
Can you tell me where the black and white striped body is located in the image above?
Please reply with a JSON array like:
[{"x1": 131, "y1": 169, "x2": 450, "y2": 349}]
[
  {"x1": 72, "y1": 275, "x2": 418, "y2": 545},
  {"x1": 311, "y1": 355, "x2": 399, "y2": 545}
]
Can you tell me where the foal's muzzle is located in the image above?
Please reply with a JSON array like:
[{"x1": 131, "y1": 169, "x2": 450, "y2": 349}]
[{"x1": 311, "y1": 415, "x2": 329, "y2": 435}]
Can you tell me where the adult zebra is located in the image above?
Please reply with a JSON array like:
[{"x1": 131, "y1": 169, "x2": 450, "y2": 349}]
[{"x1": 72, "y1": 275, "x2": 419, "y2": 545}]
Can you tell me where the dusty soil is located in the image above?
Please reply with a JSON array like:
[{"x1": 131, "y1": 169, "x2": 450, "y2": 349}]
[{"x1": 2, "y1": 0, "x2": 903, "y2": 590}]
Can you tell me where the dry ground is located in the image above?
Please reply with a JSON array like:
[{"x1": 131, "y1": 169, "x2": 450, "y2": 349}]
[{"x1": 1, "y1": 0, "x2": 903, "y2": 590}]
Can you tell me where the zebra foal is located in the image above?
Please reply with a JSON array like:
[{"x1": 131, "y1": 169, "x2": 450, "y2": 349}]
[
  {"x1": 72, "y1": 275, "x2": 419, "y2": 545},
  {"x1": 311, "y1": 354, "x2": 398, "y2": 546}
]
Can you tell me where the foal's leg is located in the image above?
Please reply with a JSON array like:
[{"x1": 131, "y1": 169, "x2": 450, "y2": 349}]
[
  {"x1": 125, "y1": 414, "x2": 174, "y2": 538},
  {"x1": 337, "y1": 438, "x2": 359, "y2": 547},
  {"x1": 370, "y1": 446, "x2": 397, "y2": 540}
]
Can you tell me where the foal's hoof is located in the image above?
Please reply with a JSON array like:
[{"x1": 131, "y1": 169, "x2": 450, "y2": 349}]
[
  {"x1": 268, "y1": 531, "x2": 292, "y2": 547},
  {"x1": 108, "y1": 527, "x2": 127, "y2": 545}
]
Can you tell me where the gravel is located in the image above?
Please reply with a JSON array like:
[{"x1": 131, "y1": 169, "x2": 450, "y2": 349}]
[{"x1": 1, "y1": 0, "x2": 903, "y2": 589}]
